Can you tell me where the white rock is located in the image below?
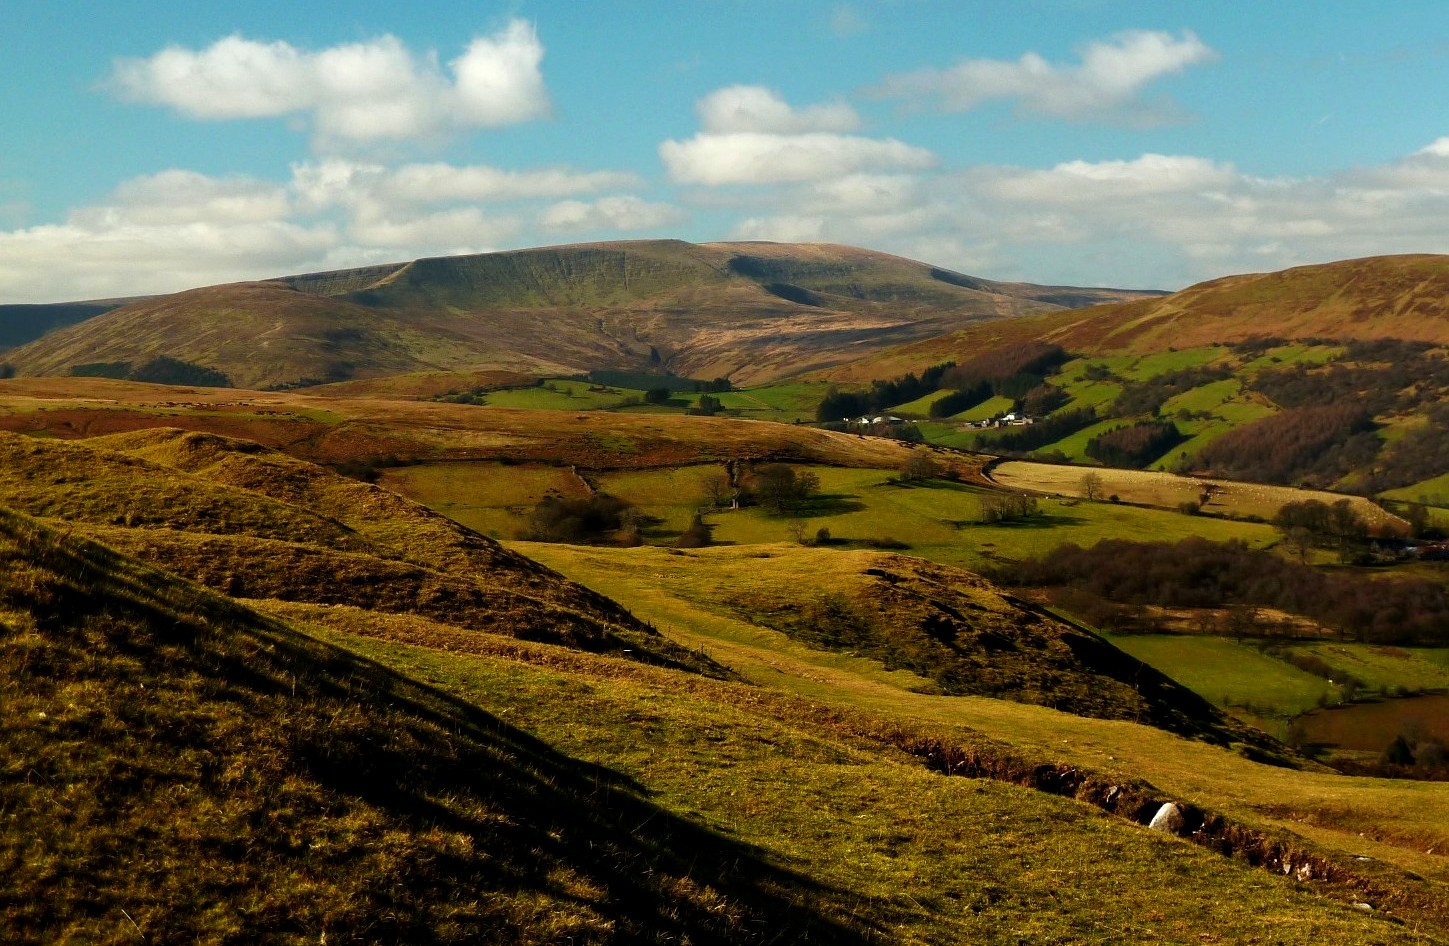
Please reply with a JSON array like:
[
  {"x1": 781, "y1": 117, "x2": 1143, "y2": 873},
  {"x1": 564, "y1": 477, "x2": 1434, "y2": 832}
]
[{"x1": 1148, "y1": 802, "x2": 1186, "y2": 835}]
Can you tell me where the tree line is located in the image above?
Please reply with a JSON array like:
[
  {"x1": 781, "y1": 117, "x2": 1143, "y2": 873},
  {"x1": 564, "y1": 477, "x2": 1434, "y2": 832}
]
[{"x1": 996, "y1": 536, "x2": 1449, "y2": 645}]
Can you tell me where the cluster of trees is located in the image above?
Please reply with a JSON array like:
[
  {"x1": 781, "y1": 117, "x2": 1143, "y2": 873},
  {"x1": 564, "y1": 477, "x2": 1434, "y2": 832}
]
[
  {"x1": 643, "y1": 390, "x2": 724, "y2": 415},
  {"x1": 1366, "y1": 403, "x2": 1449, "y2": 494},
  {"x1": 817, "y1": 342, "x2": 1073, "y2": 424},
  {"x1": 998, "y1": 537, "x2": 1449, "y2": 645},
  {"x1": 979, "y1": 492, "x2": 1038, "y2": 524},
  {"x1": 1110, "y1": 365, "x2": 1232, "y2": 417},
  {"x1": 1084, "y1": 421, "x2": 1182, "y2": 468},
  {"x1": 588, "y1": 370, "x2": 733, "y2": 394},
  {"x1": 71, "y1": 356, "x2": 232, "y2": 388},
  {"x1": 928, "y1": 343, "x2": 1071, "y2": 419},
  {"x1": 1249, "y1": 340, "x2": 1446, "y2": 421},
  {"x1": 519, "y1": 493, "x2": 639, "y2": 544},
  {"x1": 816, "y1": 362, "x2": 956, "y2": 422},
  {"x1": 699, "y1": 463, "x2": 822, "y2": 515},
  {"x1": 982, "y1": 407, "x2": 1097, "y2": 455},
  {"x1": 1195, "y1": 404, "x2": 1379, "y2": 486}
]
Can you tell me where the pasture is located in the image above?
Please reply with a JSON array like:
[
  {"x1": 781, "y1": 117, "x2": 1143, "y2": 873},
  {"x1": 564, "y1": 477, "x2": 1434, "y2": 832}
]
[
  {"x1": 386, "y1": 460, "x2": 1281, "y2": 571},
  {"x1": 988, "y1": 460, "x2": 1401, "y2": 529}
]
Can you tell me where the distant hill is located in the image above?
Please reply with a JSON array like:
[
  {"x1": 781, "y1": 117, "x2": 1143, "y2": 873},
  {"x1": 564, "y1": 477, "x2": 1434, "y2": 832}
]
[
  {"x1": 2, "y1": 240, "x2": 1160, "y2": 389},
  {"x1": 0, "y1": 300, "x2": 130, "y2": 349},
  {"x1": 827, "y1": 254, "x2": 1449, "y2": 380}
]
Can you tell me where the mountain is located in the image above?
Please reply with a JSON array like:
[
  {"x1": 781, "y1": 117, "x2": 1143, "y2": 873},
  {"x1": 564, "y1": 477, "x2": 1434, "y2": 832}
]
[
  {"x1": 0, "y1": 300, "x2": 131, "y2": 348},
  {"x1": 1, "y1": 240, "x2": 1161, "y2": 389},
  {"x1": 825, "y1": 253, "x2": 1449, "y2": 381}
]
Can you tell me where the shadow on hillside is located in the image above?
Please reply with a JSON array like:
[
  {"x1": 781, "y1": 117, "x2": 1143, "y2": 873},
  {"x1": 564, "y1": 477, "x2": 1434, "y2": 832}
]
[
  {"x1": 965, "y1": 512, "x2": 1089, "y2": 530},
  {"x1": 1, "y1": 517, "x2": 873, "y2": 944},
  {"x1": 283, "y1": 642, "x2": 874, "y2": 943},
  {"x1": 793, "y1": 493, "x2": 867, "y2": 516}
]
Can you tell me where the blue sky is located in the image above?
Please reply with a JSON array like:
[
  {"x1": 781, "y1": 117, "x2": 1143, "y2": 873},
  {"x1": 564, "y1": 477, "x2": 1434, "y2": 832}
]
[{"x1": 2, "y1": 1, "x2": 1447, "y2": 302}]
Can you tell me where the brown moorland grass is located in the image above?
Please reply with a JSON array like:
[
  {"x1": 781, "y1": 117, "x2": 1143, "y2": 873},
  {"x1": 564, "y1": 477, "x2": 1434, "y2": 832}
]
[
  {"x1": 0, "y1": 508, "x2": 870, "y2": 944},
  {"x1": 0, "y1": 377, "x2": 964, "y2": 471},
  {"x1": 0, "y1": 429, "x2": 711, "y2": 672},
  {"x1": 3, "y1": 457, "x2": 1447, "y2": 939}
]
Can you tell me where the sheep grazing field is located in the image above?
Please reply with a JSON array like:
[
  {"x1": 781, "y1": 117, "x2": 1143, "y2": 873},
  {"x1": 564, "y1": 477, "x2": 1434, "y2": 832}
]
[{"x1": 989, "y1": 460, "x2": 1403, "y2": 530}]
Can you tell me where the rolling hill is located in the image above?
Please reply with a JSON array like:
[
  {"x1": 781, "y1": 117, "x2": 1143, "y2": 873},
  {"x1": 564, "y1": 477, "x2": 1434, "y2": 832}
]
[
  {"x1": 8, "y1": 426, "x2": 1449, "y2": 941},
  {"x1": 1, "y1": 240, "x2": 1160, "y2": 389},
  {"x1": 825, "y1": 253, "x2": 1449, "y2": 381}
]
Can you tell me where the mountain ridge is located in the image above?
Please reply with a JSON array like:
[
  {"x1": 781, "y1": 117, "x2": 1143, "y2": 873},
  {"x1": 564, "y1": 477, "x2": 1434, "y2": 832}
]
[{"x1": 1, "y1": 240, "x2": 1161, "y2": 388}]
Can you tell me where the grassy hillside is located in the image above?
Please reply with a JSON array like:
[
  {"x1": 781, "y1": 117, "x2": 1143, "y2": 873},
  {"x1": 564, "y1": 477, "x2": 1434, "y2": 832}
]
[
  {"x1": 0, "y1": 429, "x2": 701, "y2": 667},
  {"x1": 6, "y1": 507, "x2": 1444, "y2": 942},
  {"x1": 826, "y1": 254, "x2": 1449, "y2": 382},
  {"x1": 5, "y1": 240, "x2": 1158, "y2": 389},
  {"x1": 0, "y1": 377, "x2": 949, "y2": 472},
  {"x1": 516, "y1": 541, "x2": 1449, "y2": 909}
]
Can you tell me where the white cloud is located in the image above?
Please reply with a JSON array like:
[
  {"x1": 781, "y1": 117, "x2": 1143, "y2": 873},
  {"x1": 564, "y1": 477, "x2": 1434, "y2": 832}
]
[
  {"x1": 346, "y1": 206, "x2": 517, "y2": 251},
  {"x1": 662, "y1": 131, "x2": 934, "y2": 184},
  {"x1": 690, "y1": 137, "x2": 1449, "y2": 290},
  {"x1": 99, "y1": 170, "x2": 292, "y2": 225},
  {"x1": 697, "y1": 85, "x2": 859, "y2": 134},
  {"x1": 0, "y1": 218, "x2": 338, "y2": 302},
  {"x1": 382, "y1": 163, "x2": 639, "y2": 203},
  {"x1": 873, "y1": 30, "x2": 1216, "y2": 122},
  {"x1": 289, "y1": 159, "x2": 640, "y2": 210},
  {"x1": 540, "y1": 196, "x2": 686, "y2": 232},
  {"x1": 108, "y1": 20, "x2": 550, "y2": 145},
  {"x1": 731, "y1": 214, "x2": 826, "y2": 243},
  {"x1": 663, "y1": 86, "x2": 930, "y2": 185},
  {"x1": 982, "y1": 154, "x2": 1238, "y2": 203}
]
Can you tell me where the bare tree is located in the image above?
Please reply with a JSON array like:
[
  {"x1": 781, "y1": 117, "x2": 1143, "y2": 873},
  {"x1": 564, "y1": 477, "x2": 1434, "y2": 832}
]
[
  {"x1": 1079, "y1": 471, "x2": 1105, "y2": 502},
  {"x1": 700, "y1": 470, "x2": 733, "y2": 508},
  {"x1": 899, "y1": 448, "x2": 940, "y2": 483}
]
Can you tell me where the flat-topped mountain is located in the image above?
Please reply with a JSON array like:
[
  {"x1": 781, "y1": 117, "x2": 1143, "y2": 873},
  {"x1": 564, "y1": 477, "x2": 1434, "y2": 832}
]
[{"x1": 1, "y1": 240, "x2": 1159, "y2": 389}]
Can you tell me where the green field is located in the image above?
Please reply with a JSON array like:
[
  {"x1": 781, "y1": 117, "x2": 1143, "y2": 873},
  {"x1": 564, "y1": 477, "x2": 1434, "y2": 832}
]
[
  {"x1": 381, "y1": 462, "x2": 589, "y2": 537},
  {"x1": 1103, "y1": 634, "x2": 1338, "y2": 721},
  {"x1": 388, "y1": 460, "x2": 1281, "y2": 571},
  {"x1": 886, "y1": 387, "x2": 957, "y2": 417}
]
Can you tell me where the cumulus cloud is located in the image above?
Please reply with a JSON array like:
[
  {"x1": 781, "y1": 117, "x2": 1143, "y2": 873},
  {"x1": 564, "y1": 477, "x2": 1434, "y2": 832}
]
[
  {"x1": 981, "y1": 154, "x2": 1239, "y2": 202},
  {"x1": 346, "y1": 206, "x2": 517, "y2": 251},
  {"x1": 700, "y1": 138, "x2": 1449, "y2": 290},
  {"x1": 873, "y1": 30, "x2": 1216, "y2": 122},
  {"x1": 697, "y1": 85, "x2": 859, "y2": 134},
  {"x1": 0, "y1": 217, "x2": 338, "y2": 302},
  {"x1": 0, "y1": 154, "x2": 670, "y2": 301},
  {"x1": 662, "y1": 132, "x2": 934, "y2": 184},
  {"x1": 540, "y1": 196, "x2": 686, "y2": 232},
  {"x1": 662, "y1": 86, "x2": 931, "y2": 185},
  {"x1": 290, "y1": 159, "x2": 638, "y2": 210},
  {"x1": 108, "y1": 20, "x2": 550, "y2": 145}
]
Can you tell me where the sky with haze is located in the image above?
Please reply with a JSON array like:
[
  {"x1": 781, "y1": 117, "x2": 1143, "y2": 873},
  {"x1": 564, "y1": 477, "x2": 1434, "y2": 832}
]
[{"x1": 2, "y1": 0, "x2": 1447, "y2": 303}]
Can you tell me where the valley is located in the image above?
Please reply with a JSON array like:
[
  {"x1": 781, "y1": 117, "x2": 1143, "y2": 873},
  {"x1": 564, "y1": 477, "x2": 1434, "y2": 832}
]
[{"x1": 4, "y1": 245, "x2": 1449, "y2": 943}]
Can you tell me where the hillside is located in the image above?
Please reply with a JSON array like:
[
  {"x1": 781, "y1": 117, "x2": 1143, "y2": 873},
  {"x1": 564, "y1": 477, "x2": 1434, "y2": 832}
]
[
  {"x1": 0, "y1": 376, "x2": 948, "y2": 471},
  {"x1": 10, "y1": 503, "x2": 1442, "y2": 942},
  {"x1": 3, "y1": 240, "x2": 1160, "y2": 388},
  {"x1": 826, "y1": 254, "x2": 1449, "y2": 381},
  {"x1": 0, "y1": 429, "x2": 703, "y2": 667},
  {"x1": 9, "y1": 426, "x2": 1449, "y2": 938}
]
